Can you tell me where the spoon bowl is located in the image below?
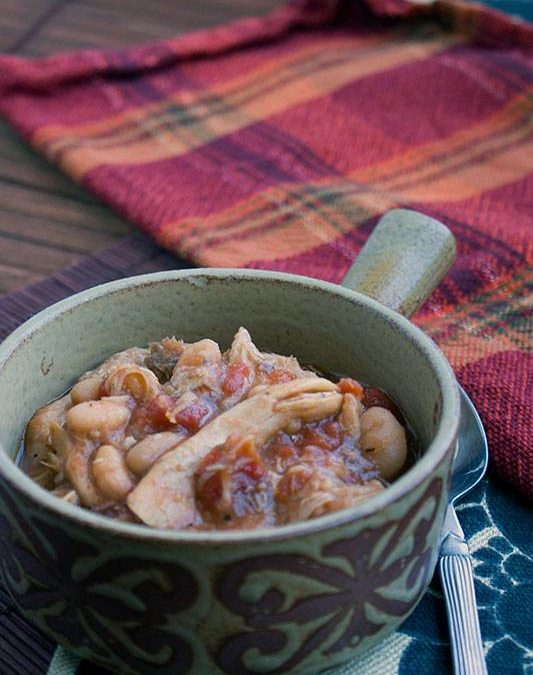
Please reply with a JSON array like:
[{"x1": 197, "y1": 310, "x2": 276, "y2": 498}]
[{"x1": 452, "y1": 386, "x2": 489, "y2": 504}]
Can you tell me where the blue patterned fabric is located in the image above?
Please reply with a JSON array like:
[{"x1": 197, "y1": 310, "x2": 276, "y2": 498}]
[
  {"x1": 319, "y1": 476, "x2": 533, "y2": 675},
  {"x1": 463, "y1": 0, "x2": 533, "y2": 22},
  {"x1": 399, "y1": 478, "x2": 532, "y2": 675}
]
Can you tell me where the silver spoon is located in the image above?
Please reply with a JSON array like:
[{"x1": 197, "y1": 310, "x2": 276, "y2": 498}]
[{"x1": 439, "y1": 385, "x2": 489, "y2": 675}]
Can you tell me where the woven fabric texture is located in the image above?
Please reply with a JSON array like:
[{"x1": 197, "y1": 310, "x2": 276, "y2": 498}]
[{"x1": 0, "y1": 0, "x2": 532, "y2": 487}]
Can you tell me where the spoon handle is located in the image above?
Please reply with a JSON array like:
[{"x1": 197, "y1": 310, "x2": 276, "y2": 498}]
[{"x1": 439, "y1": 505, "x2": 488, "y2": 675}]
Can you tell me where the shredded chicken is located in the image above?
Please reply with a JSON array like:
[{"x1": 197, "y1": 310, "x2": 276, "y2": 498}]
[
  {"x1": 166, "y1": 339, "x2": 223, "y2": 396},
  {"x1": 227, "y1": 326, "x2": 263, "y2": 367},
  {"x1": 24, "y1": 328, "x2": 407, "y2": 530},
  {"x1": 23, "y1": 395, "x2": 71, "y2": 487},
  {"x1": 277, "y1": 468, "x2": 385, "y2": 524},
  {"x1": 226, "y1": 326, "x2": 315, "y2": 393},
  {"x1": 339, "y1": 393, "x2": 363, "y2": 441},
  {"x1": 127, "y1": 377, "x2": 342, "y2": 529}
]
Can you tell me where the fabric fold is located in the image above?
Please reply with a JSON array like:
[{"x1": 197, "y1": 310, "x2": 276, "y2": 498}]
[{"x1": 0, "y1": 0, "x2": 531, "y2": 498}]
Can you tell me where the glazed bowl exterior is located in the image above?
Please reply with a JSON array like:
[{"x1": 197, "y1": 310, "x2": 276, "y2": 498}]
[{"x1": 0, "y1": 269, "x2": 460, "y2": 674}]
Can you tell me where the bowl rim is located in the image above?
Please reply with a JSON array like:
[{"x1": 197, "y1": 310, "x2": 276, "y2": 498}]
[{"x1": 0, "y1": 268, "x2": 460, "y2": 544}]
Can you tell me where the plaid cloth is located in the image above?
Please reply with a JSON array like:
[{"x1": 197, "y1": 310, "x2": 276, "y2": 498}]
[
  {"x1": 1, "y1": 0, "x2": 531, "y2": 494},
  {"x1": 3, "y1": 0, "x2": 530, "y2": 497},
  {"x1": 0, "y1": 2, "x2": 532, "y2": 672}
]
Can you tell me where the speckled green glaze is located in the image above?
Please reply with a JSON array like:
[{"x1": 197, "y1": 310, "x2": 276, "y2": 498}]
[
  {"x1": 342, "y1": 209, "x2": 456, "y2": 318},
  {"x1": 0, "y1": 211, "x2": 460, "y2": 674}
]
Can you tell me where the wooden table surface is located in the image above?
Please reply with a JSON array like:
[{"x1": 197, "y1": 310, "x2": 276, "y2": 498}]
[{"x1": 0, "y1": 0, "x2": 282, "y2": 296}]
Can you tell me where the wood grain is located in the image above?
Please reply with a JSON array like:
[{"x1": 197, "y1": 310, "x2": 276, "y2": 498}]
[
  {"x1": 0, "y1": 0, "x2": 57, "y2": 51},
  {"x1": 0, "y1": 120, "x2": 94, "y2": 198},
  {"x1": 23, "y1": 0, "x2": 281, "y2": 54},
  {"x1": 0, "y1": 100, "x2": 133, "y2": 295},
  {"x1": 0, "y1": 0, "x2": 283, "y2": 296}
]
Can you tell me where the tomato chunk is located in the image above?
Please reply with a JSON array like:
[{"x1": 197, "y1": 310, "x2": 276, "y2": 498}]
[
  {"x1": 167, "y1": 399, "x2": 211, "y2": 432},
  {"x1": 129, "y1": 393, "x2": 176, "y2": 434},
  {"x1": 195, "y1": 446, "x2": 226, "y2": 511},
  {"x1": 233, "y1": 441, "x2": 267, "y2": 485},
  {"x1": 301, "y1": 423, "x2": 340, "y2": 451},
  {"x1": 268, "y1": 369, "x2": 296, "y2": 384},
  {"x1": 276, "y1": 464, "x2": 313, "y2": 500},
  {"x1": 222, "y1": 362, "x2": 250, "y2": 396},
  {"x1": 195, "y1": 437, "x2": 271, "y2": 523},
  {"x1": 338, "y1": 378, "x2": 364, "y2": 398},
  {"x1": 323, "y1": 420, "x2": 342, "y2": 448},
  {"x1": 198, "y1": 471, "x2": 224, "y2": 508}
]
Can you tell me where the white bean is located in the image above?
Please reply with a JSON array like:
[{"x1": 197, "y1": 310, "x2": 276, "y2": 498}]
[
  {"x1": 360, "y1": 406, "x2": 407, "y2": 480},
  {"x1": 92, "y1": 444, "x2": 134, "y2": 501},
  {"x1": 178, "y1": 339, "x2": 221, "y2": 367},
  {"x1": 66, "y1": 396, "x2": 131, "y2": 440},
  {"x1": 70, "y1": 376, "x2": 103, "y2": 404},
  {"x1": 65, "y1": 444, "x2": 103, "y2": 507},
  {"x1": 126, "y1": 431, "x2": 184, "y2": 475}
]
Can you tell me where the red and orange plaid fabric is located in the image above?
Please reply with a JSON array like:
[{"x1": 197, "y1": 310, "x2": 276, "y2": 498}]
[{"x1": 0, "y1": 0, "x2": 531, "y2": 496}]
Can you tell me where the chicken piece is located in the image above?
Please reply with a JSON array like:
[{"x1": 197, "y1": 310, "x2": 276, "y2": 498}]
[
  {"x1": 167, "y1": 339, "x2": 223, "y2": 396},
  {"x1": 276, "y1": 463, "x2": 384, "y2": 524},
  {"x1": 24, "y1": 395, "x2": 71, "y2": 487},
  {"x1": 227, "y1": 327, "x2": 314, "y2": 379},
  {"x1": 226, "y1": 327, "x2": 315, "y2": 393},
  {"x1": 339, "y1": 393, "x2": 363, "y2": 442},
  {"x1": 127, "y1": 377, "x2": 342, "y2": 529},
  {"x1": 227, "y1": 327, "x2": 263, "y2": 367}
]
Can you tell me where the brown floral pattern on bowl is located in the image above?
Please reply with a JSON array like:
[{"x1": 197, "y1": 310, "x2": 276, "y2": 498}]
[{"x1": 0, "y1": 465, "x2": 448, "y2": 674}]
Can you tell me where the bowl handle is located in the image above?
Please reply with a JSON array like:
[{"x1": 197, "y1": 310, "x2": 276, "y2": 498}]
[{"x1": 340, "y1": 209, "x2": 456, "y2": 319}]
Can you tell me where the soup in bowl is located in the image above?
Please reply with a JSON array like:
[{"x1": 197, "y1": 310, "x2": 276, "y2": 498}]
[
  {"x1": 0, "y1": 210, "x2": 460, "y2": 674},
  {"x1": 23, "y1": 327, "x2": 414, "y2": 531}
]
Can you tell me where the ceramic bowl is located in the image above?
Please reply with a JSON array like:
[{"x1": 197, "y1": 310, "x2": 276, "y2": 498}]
[{"x1": 0, "y1": 210, "x2": 460, "y2": 674}]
